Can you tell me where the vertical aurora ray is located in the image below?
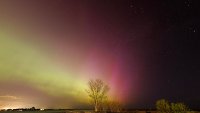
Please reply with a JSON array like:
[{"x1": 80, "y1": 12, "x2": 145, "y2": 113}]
[
  {"x1": 0, "y1": 0, "x2": 198, "y2": 109},
  {"x1": 0, "y1": 31, "x2": 137, "y2": 108},
  {"x1": 0, "y1": 0, "x2": 144, "y2": 109},
  {"x1": 78, "y1": 49, "x2": 140, "y2": 104}
]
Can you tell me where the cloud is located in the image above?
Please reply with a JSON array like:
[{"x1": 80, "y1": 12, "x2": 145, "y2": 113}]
[{"x1": 0, "y1": 95, "x2": 21, "y2": 100}]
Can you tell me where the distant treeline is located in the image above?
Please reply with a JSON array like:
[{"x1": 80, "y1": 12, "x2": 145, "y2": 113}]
[{"x1": 1, "y1": 107, "x2": 39, "y2": 111}]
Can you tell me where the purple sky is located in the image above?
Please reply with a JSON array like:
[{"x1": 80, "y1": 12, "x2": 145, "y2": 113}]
[{"x1": 0, "y1": 0, "x2": 199, "y2": 109}]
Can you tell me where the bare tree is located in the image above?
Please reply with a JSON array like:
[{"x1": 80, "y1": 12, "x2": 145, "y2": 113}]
[
  {"x1": 106, "y1": 100, "x2": 123, "y2": 112},
  {"x1": 86, "y1": 79, "x2": 109, "y2": 112}
]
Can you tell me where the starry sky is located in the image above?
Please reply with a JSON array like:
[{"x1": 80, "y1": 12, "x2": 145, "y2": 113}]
[{"x1": 0, "y1": 0, "x2": 199, "y2": 109}]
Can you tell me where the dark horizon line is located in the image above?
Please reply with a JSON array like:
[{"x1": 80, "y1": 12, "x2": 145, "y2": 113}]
[{"x1": 1, "y1": 108, "x2": 200, "y2": 111}]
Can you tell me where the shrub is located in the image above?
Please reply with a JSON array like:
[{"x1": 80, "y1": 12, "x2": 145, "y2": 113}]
[
  {"x1": 156, "y1": 99, "x2": 171, "y2": 113},
  {"x1": 171, "y1": 103, "x2": 188, "y2": 113},
  {"x1": 156, "y1": 99, "x2": 190, "y2": 113}
]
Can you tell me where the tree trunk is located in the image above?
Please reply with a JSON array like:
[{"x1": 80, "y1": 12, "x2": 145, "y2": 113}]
[{"x1": 95, "y1": 105, "x2": 98, "y2": 112}]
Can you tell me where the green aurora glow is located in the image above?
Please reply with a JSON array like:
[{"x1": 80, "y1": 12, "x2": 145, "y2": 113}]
[{"x1": 0, "y1": 32, "x2": 88, "y2": 108}]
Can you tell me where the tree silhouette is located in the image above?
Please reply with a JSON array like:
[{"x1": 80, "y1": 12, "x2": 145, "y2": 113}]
[
  {"x1": 106, "y1": 100, "x2": 123, "y2": 112},
  {"x1": 171, "y1": 102, "x2": 188, "y2": 113},
  {"x1": 86, "y1": 79, "x2": 109, "y2": 112},
  {"x1": 156, "y1": 99, "x2": 190, "y2": 113},
  {"x1": 156, "y1": 99, "x2": 171, "y2": 113}
]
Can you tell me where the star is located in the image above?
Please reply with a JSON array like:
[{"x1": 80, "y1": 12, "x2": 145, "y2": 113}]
[
  {"x1": 184, "y1": 0, "x2": 191, "y2": 7},
  {"x1": 130, "y1": 4, "x2": 134, "y2": 8}
]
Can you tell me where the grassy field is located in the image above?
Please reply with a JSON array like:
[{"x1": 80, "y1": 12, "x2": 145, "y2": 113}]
[
  {"x1": 0, "y1": 111, "x2": 66, "y2": 113},
  {"x1": 0, "y1": 110, "x2": 200, "y2": 113}
]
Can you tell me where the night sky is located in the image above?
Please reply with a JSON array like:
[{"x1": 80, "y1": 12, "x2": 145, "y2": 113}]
[{"x1": 0, "y1": 0, "x2": 199, "y2": 109}]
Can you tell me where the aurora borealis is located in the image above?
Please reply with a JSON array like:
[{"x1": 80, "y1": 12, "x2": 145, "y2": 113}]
[{"x1": 0, "y1": 0, "x2": 200, "y2": 109}]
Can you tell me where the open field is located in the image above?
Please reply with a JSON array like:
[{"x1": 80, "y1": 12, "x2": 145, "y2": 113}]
[{"x1": 0, "y1": 110, "x2": 200, "y2": 113}]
